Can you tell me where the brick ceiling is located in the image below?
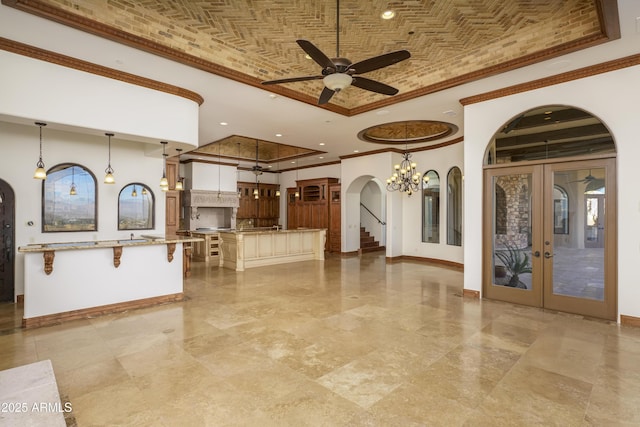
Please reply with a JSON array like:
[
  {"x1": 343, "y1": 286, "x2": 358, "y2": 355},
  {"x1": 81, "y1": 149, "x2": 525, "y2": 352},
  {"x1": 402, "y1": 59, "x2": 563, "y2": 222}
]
[{"x1": 12, "y1": 0, "x2": 612, "y2": 113}]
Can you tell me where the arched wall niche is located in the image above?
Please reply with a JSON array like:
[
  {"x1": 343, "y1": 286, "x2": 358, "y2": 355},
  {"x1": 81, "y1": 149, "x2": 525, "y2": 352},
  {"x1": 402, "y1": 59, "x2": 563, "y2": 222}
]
[{"x1": 344, "y1": 175, "x2": 386, "y2": 253}]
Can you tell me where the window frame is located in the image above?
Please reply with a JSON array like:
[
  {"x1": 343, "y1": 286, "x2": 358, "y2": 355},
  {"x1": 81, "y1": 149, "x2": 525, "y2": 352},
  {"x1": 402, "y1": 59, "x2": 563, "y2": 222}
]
[{"x1": 118, "y1": 183, "x2": 155, "y2": 231}]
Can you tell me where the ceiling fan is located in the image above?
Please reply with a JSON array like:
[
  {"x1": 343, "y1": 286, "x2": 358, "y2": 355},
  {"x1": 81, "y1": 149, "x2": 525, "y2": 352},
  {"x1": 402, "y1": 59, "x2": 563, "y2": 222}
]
[
  {"x1": 568, "y1": 170, "x2": 596, "y2": 183},
  {"x1": 261, "y1": 0, "x2": 411, "y2": 105}
]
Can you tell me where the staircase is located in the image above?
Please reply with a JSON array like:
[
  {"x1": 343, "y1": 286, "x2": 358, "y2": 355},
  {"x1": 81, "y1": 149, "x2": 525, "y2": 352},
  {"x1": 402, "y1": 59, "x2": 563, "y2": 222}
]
[{"x1": 360, "y1": 227, "x2": 384, "y2": 253}]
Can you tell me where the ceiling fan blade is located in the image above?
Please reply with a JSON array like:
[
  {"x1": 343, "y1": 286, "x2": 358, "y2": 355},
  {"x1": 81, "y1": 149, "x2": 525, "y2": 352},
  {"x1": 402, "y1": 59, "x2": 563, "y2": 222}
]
[
  {"x1": 261, "y1": 75, "x2": 324, "y2": 85},
  {"x1": 349, "y1": 50, "x2": 410, "y2": 74},
  {"x1": 318, "y1": 87, "x2": 335, "y2": 105},
  {"x1": 297, "y1": 40, "x2": 335, "y2": 70},
  {"x1": 352, "y1": 76, "x2": 398, "y2": 95}
]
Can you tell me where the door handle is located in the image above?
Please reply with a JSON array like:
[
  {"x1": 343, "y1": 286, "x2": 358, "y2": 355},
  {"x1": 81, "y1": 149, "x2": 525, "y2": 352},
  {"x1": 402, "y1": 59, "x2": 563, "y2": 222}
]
[
  {"x1": 544, "y1": 251, "x2": 553, "y2": 259},
  {"x1": 533, "y1": 251, "x2": 540, "y2": 257}
]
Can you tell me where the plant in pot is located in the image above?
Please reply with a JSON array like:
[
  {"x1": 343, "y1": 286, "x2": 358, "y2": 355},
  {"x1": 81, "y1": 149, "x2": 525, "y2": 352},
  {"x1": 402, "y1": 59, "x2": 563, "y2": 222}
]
[{"x1": 494, "y1": 242, "x2": 532, "y2": 289}]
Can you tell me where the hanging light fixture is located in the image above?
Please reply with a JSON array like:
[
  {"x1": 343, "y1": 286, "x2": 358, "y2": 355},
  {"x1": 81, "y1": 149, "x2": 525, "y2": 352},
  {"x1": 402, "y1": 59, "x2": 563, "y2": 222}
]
[
  {"x1": 104, "y1": 132, "x2": 115, "y2": 184},
  {"x1": 386, "y1": 123, "x2": 424, "y2": 196},
  {"x1": 69, "y1": 165, "x2": 77, "y2": 196},
  {"x1": 159, "y1": 141, "x2": 169, "y2": 191},
  {"x1": 253, "y1": 140, "x2": 260, "y2": 199},
  {"x1": 213, "y1": 142, "x2": 221, "y2": 198},
  {"x1": 131, "y1": 184, "x2": 138, "y2": 197},
  {"x1": 33, "y1": 122, "x2": 47, "y2": 179},
  {"x1": 142, "y1": 186, "x2": 148, "y2": 196},
  {"x1": 294, "y1": 151, "x2": 300, "y2": 198},
  {"x1": 275, "y1": 143, "x2": 281, "y2": 197},
  {"x1": 175, "y1": 148, "x2": 184, "y2": 191}
]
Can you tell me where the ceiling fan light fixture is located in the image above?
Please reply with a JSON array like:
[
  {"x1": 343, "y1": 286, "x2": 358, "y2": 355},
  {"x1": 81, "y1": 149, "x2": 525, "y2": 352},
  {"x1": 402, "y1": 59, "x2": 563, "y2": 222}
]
[
  {"x1": 323, "y1": 73, "x2": 352, "y2": 92},
  {"x1": 381, "y1": 10, "x2": 395, "y2": 20}
]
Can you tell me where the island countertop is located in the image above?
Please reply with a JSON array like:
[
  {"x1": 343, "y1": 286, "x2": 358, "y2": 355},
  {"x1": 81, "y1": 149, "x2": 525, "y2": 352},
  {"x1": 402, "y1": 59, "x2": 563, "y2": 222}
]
[{"x1": 18, "y1": 235, "x2": 203, "y2": 253}]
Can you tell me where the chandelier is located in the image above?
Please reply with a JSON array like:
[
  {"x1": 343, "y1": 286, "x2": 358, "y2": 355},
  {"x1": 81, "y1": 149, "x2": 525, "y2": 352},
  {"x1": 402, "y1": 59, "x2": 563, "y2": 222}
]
[
  {"x1": 386, "y1": 152, "x2": 422, "y2": 196},
  {"x1": 386, "y1": 123, "x2": 425, "y2": 196}
]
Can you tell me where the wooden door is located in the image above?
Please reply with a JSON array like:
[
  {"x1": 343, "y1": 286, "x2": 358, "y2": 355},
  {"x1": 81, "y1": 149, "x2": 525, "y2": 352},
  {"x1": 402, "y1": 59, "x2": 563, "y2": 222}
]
[
  {"x1": 0, "y1": 179, "x2": 15, "y2": 302},
  {"x1": 287, "y1": 188, "x2": 297, "y2": 229}
]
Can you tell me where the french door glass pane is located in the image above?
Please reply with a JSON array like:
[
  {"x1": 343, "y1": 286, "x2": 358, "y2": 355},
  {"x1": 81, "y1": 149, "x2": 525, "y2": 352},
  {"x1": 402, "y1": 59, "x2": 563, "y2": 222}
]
[
  {"x1": 551, "y1": 168, "x2": 605, "y2": 301},
  {"x1": 492, "y1": 173, "x2": 533, "y2": 290}
]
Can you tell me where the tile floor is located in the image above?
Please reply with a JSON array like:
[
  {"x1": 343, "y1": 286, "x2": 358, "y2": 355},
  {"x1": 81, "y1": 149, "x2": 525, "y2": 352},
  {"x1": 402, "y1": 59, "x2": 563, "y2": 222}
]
[{"x1": 1, "y1": 253, "x2": 640, "y2": 426}]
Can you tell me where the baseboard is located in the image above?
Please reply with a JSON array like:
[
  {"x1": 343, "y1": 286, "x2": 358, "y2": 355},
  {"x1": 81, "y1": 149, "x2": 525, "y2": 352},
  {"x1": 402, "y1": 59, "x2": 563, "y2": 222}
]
[
  {"x1": 22, "y1": 293, "x2": 184, "y2": 329},
  {"x1": 463, "y1": 289, "x2": 480, "y2": 298},
  {"x1": 385, "y1": 255, "x2": 464, "y2": 271},
  {"x1": 16, "y1": 294, "x2": 24, "y2": 304},
  {"x1": 620, "y1": 315, "x2": 640, "y2": 327}
]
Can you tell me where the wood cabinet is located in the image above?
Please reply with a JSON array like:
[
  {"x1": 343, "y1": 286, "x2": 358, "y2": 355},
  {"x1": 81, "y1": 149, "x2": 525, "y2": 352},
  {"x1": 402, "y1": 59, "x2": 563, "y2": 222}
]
[
  {"x1": 287, "y1": 178, "x2": 340, "y2": 252},
  {"x1": 165, "y1": 157, "x2": 181, "y2": 236},
  {"x1": 236, "y1": 181, "x2": 280, "y2": 227},
  {"x1": 329, "y1": 184, "x2": 341, "y2": 253},
  {"x1": 190, "y1": 232, "x2": 220, "y2": 263}
]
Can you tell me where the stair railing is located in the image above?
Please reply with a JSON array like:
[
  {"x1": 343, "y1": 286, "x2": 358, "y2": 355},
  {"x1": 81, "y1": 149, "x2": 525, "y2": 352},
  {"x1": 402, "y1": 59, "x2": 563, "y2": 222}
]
[{"x1": 360, "y1": 203, "x2": 386, "y2": 226}]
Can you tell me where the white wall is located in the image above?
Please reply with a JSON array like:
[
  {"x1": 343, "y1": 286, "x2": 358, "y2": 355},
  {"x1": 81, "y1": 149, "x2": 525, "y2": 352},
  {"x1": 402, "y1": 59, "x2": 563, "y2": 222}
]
[
  {"x1": 186, "y1": 162, "x2": 238, "y2": 192},
  {"x1": 0, "y1": 51, "x2": 199, "y2": 146},
  {"x1": 0, "y1": 121, "x2": 168, "y2": 298},
  {"x1": 402, "y1": 143, "x2": 464, "y2": 264},
  {"x1": 463, "y1": 64, "x2": 640, "y2": 321}
]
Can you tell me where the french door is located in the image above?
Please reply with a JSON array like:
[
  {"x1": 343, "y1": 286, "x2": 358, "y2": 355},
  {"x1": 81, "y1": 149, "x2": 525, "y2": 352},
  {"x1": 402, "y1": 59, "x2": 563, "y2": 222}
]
[{"x1": 483, "y1": 158, "x2": 617, "y2": 320}]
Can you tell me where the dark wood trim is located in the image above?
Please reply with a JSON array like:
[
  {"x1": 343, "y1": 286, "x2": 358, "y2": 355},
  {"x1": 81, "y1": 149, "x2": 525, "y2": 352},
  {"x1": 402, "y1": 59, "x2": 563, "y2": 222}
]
[
  {"x1": 340, "y1": 137, "x2": 464, "y2": 161},
  {"x1": 460, "y1": 54, "x2": 640, "y2": 106},
  {"x1": 22, "y1": 292, "x2": 184, "y2": 328},
  {"x1": 385, "y1": 255, "x2": 464, "y2": 271},
  {"x1": 0, "y1": 37, "x2": 204, "y2": 105},
  {"x1": 2, "y1": 0, "x2": 619, "y2": 117},
  {"x1": 16, "y1": 294, "x2": 24, "y2": 304},
  {"x1": 463, "y1": 289, "x2": 480, "y2": 299},
  {"x1": 620, "y1": 315, "x2": 640, "y2": 328}
]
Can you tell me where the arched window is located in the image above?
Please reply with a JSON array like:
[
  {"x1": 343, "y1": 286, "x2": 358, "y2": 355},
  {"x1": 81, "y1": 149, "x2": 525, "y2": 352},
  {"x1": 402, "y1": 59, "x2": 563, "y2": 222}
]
[
  {"x1": 118, "y1": 183, "x2": 155, "y2": 230},
  {"x1": 447, "y1": 167, "x2": 462, "y2": 246},
  {"x1": 422, "y1": 170, "x2": 440, "y2": 243},
  {"x1": 553, "y1": 185, "x2": 569, "y2": 234},
  {"x1": 43, "y1": 163, "x2": 97, "y2": 232}
]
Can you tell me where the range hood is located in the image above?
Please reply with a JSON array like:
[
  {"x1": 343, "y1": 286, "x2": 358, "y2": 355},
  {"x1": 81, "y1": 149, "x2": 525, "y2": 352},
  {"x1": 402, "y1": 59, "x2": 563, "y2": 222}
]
[{"x1": 183, "y1": 190, "x2": 239, "y2": 230}]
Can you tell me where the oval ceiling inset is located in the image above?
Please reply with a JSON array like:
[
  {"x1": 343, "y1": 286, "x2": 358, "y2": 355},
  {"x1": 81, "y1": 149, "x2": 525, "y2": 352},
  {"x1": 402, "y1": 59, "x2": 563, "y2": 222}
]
[{"x1": 358, "y1": 120, "x2": 457, "y2": 144}]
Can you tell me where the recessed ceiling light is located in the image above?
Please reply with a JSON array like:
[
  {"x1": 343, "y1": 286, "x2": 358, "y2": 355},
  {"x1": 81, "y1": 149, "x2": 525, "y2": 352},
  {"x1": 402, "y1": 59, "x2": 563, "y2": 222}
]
[
  {"x1": 267, "y1": 165, "x2": 272, "y2": 168},
  {"x1": 354, "y1": 150, "x2": 359, "y2": 153},
  {"x1": 275, "y1": 133, "x2": 282, "y2": 137},
  {"x1": 319, "y1": 156, "x2": 324, "y2": 159},
  {"x1": 376, "y1": 110, "x2": 390, "y2": 115},
  {"x1": 219, "y1": 122, "x2": 228, "y2": 126},
  {"x1": 381, "y1": 10, "x2": 395, "y2": 20},
  {"x1": 319, "y1": 142, "x2": 325, "y2": 146},
  {"x1": 269, "y1": 94, "x2": 277, "y2": 99},
  {"x1": 305, "y1": 54, "x2": 312, "y2": 60},
  {"x1": 291, "y1": 161, "x2": 296, "y2": 164}
]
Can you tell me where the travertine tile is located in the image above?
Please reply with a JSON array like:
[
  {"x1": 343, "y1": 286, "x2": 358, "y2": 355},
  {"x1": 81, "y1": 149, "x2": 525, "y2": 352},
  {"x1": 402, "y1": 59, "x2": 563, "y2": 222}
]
[{"x1": 1, "y1": 253, "x2": 640, "y2": 425}]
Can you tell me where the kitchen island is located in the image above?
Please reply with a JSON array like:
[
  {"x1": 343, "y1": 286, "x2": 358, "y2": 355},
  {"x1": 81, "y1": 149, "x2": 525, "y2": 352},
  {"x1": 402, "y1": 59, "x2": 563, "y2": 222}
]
[
  {"x1": 18, "y1": 235, "x2": 202, "y2": 328},
  {"x1": 219, "y1": 228, "x2": 326, "y2": 271}
]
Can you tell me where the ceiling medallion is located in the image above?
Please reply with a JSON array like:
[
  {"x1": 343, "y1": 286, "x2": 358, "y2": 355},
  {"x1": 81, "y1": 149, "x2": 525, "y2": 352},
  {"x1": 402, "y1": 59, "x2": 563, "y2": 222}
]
[{"x1": 358, "y1": 120, "x2": 457, "y2": 144}]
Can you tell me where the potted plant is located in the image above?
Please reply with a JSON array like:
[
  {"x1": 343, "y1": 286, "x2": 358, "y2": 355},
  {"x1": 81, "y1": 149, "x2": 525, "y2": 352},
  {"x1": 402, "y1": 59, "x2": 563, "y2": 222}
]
[{"x1": 494, "y1": 242, "x2": 532, "y2": 288}]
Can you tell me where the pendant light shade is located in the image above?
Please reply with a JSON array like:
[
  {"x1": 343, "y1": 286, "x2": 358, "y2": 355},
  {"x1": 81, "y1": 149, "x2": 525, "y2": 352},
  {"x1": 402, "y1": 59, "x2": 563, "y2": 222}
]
[
  {"x1": 175, "y1": 148, "x2": 184, "y2": 191},
  {"x1": 131, "y1": 185, "x2": 138, "y2": 197},
  {"x1": 34, "y1": 122, "x2": 47, "y2": 180},
  {"x1": 104, "y1": 133, "x2": 115, "y2": 184},
  {"x1": 69, "y1": 165, "x2": 77, "y2": 195},
  {"x1": 160, "y1": 141, "x2": 169, "y2": 190}
]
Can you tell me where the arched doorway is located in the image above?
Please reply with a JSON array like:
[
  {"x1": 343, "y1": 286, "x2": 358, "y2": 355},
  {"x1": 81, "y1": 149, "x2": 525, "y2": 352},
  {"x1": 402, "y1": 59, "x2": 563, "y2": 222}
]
[
  {"x1": 344, "y1": 176, "x2": 386, "y2": 253},
  {"x1": 482, "y1": 105, "x2": 617, "y2": 320},
  {"x1": 0, "y1": 179, "x2": 15, "y2": 302}
]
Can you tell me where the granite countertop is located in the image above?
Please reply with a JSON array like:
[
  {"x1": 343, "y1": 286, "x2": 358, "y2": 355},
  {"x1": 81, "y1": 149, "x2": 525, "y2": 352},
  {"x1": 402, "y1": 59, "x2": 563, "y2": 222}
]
[
  {"x1": 18, "y1": 235, "x2": 203, "y2": 253},
  {"x1": 219, "y1": 228, "x2": 324, "y2": 235}
]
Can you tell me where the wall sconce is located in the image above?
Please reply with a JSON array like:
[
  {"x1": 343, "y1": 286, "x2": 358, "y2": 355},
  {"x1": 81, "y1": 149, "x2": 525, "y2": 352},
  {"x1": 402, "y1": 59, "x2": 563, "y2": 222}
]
[
  {"x1": 33, "y1": 122, "x2": 47, "y2": 180},
  {"x1": 104, "y1": 133, "x2": 115, "y2": 184}
]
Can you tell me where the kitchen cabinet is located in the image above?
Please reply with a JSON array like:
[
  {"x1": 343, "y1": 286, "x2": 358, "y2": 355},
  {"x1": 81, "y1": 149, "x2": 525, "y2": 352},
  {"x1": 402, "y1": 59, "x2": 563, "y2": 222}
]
[{"x1": 236, "y1": 181, "x2": 280, "y2": 227}]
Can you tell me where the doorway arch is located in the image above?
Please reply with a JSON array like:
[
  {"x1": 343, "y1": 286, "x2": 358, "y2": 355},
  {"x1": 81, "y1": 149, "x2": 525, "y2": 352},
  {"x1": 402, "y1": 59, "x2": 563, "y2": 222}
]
[
  {"x1": 482, "y1": 105, "x2": 617, "y2": 320},
  {"x1": 344, "y1": 176, "x2": 386, "y2": 253}
]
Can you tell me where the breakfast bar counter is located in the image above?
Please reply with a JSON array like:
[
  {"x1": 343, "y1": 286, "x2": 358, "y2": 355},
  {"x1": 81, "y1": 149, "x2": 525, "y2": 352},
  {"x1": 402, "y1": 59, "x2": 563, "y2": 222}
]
[
  {"x1": 218, "y1": 228, "x2": 326, "y2": 271},
  {"x1": 18, "y1": 235, "x2": 202, "y2": 328}
]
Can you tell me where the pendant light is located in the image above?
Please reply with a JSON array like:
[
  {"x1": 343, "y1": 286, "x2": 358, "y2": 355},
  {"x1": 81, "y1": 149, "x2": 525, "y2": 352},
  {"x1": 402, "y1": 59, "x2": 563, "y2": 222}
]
[
  {"x1": 216, "y1": 143, "x2": 221, "y2": 198},
  {"x1": 131, "y1": 184, "x2": 138, "y2": 197},
  {"x1": 275, "y1": 143, "x2": 281, "y2": 197},
  {"x1": 294, "y1": 155, "x2": 300, "y2": 198},
  {"x1": 175, "y1": 148, "x2": 184, "y2": 191},
  {"x1": 104, "y1": 132, "x2": 115, "y2": 184},
  {"x1": 159, "y1": 141, "x2": 169, "y2": 191},
  {"x1": 141, "y1": 186, "x2": 148, "y2": 196},
  {"x1": 33, "y1": 122, "x2": 47, "y2": 180},
  {"x1": 69, "y1": 165, "x2": 77, "y2": 196}
]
